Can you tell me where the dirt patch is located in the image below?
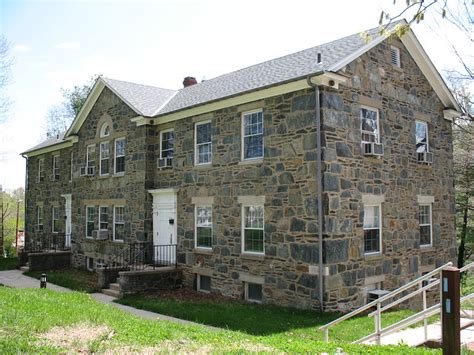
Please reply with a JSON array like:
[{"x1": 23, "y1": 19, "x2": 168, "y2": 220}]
[{"x1": 39, "y1": 323, "x2": 113, "y2": 351}]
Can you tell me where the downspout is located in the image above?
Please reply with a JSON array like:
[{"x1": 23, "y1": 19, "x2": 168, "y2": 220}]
[
  {"x1": 306, "y1": 75, "x2": 324, "y2": 312},
  {"x1": 21, "y1": 154, "x2": 28, "y2": 248}
]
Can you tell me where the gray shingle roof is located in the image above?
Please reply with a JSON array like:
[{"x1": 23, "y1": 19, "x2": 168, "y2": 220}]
[
  {"x1": 22, "y1": 131, "x2": 67, "y2": 154},
  {"x1": 102, "y1": 77, "x2": 176, "y2": 117}
]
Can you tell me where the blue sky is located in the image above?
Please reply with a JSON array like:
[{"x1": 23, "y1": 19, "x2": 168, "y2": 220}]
[{"x1": 0, "y1": 0, "x2": 471, "y2": 190}]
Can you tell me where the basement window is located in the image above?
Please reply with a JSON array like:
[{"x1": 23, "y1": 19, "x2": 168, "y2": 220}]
[
  {"x1": 197, "y1": 275, "x2": 211, "y2": 293},
  {"x1": 390, "y1": 46, "x2": 401, "y2": 68},
  {"x1": 245, "y1": 282, "x2": 263, "y2": 303}
]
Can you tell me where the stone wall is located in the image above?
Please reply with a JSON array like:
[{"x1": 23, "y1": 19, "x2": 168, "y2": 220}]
[
  {"x1": 119, "y1": 267, "x2": 182, "y2": 295},
  {"x1": 320, "y1": 38, "x2": 455, "y2": 312},
  {"x1": 28, "y1": 251, "x2": 71, "y2": 271}
]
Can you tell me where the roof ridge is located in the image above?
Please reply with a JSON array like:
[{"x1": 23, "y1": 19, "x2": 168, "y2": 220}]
[{"x1": 102, "y1": 77, "x2": 175, "y2": 92}]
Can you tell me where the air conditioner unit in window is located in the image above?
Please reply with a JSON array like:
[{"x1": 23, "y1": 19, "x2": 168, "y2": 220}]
[
  {"x1": 92, "y1": 229, "x2": 109, "y2": 240},
  {"x1": 417, "y1": 152, "x2": 433, "y2": 164},
  {"x1": 362, "y1": 142, "x2": 384, "y2": 156},
  {"x1": 367, "y1": 289, "x2": 390, "y2": 303},
  {"x1": 80, "y1": 166, "x2": 95, "y2": 176},
  {"x1": 157, "y1": 157, "x2": 173, "y2": 169}
]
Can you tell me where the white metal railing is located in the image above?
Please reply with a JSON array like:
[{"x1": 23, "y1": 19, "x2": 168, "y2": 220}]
[
  {"x1": 320, "y1": 261, "x2": 474, "y2": 345},
  {"x1": 320, "y1": 262, "x2": 453, "y2": 344}
]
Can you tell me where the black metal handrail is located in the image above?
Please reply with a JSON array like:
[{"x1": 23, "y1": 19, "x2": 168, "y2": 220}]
[
  {"x1": 151, "y1": 244, "x2": 178, "y2": 268},
  {"x1": 23, "y1": 233, "x2": 70, "y2": 253}
]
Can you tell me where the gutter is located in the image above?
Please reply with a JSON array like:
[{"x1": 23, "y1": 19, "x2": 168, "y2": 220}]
[{"x1": 306, "y1": 73, "x2": 325, "y2": 313}]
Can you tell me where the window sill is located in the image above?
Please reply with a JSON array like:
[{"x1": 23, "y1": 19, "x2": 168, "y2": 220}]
[
  {"x1": 113, "y1": 172, "x2": 125, "y2": 177},
  {"x1": 193, "y1": 248, "x2": 213, "y2": 255},
  {"x1": 239, "y1": 158, "x2": 263, "y2": 166},
  {"x1": 241, "y1": 253, "x2": 265, "y2": 261},
  {"x1": 392, "y1": 65, "x2": 403, "y2": 72},
  {"x1": 112, "y1": 239, "x2": 124, "y2": 243},
  {"x1": 364, "y1": 252, "x2": 383, "y2": 260},
  {"x1": 97, "y1": 174, "x2": 110, "y2": 179},
  {"x1": 420, "y1": 245, "x2": 434, "y2": 251},
  {"x1": 194, "y1": 163, "x2": 212, "y2": 169}
]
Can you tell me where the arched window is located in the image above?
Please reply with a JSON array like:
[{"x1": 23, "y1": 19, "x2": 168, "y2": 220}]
[{"x1": 100, "y1": 123, "x2": 111, "y2": 138}]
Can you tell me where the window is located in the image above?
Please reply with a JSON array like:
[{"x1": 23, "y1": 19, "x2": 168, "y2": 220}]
[
  {"x1": 390, "y1": 46, "x2": 401, "y2": 67},
  {"x1": 195, "y1": 121, "x2": 212, "y2": 165},
  {"x1": 419, "y1": 204, "x2": 432, "y2": 246},
  {"x1": 52, "y1": 206, "x2": 60, "y2": 233},
  {"x1": 86, "y1": 206, "x2": 95, "y2": 238},
  {"x1": 242, "y1": 205, "x2": 264, "y2": 254},
  {"x1": 86, "y1": 145, "x2": 95, "y2": 171},
  {"x1": 52, "y1": 155, "x2": 60, "y2": 181},
  {"x1": 36, "y1": 205, "x2": 43, "y2": 231},
  {"x1": 195, "y1": 206, "x2": 212, "y2": 248},
  {"x1": 99, "y1": 206, "x2": 108, "y2": 230},
  {"x1": 100, "y1": 123, "x2": 110, "y2": 138},
  {"x1": 245, "y1": 282, "x2": 263, "y2": 303},
  {"x1": 197, "y1": 275, "x2": 211, "y2": 293},
  {"x1": 160, "y1": 129, "x2": 174, "y2": 158},
  {"x1": 360, "y1": 107, "x2": 380, "y2": 143},
  {"x1": 113, "y1": 206, "x2": 125, "y2": 241},
  {"x1": 86, "y1": 257, "x2": 94, "y2": 271},
  {"x1": 415, "y1": 121, "x2": 429, "y2": 153},
  {"x1": 363, "y1": 205, "x2": 382, "y2": 254},
  {"x1": 37, "y1": 159, "x2": 44, "y2": 183},
  {"x1": 100, "y1": 141, "x2": 110, "y2": 175},
  {"x1": 114, "y1": 138, "x2": 126, "y2": 173},
  {"x1": 242, "y1": 110, "x2": 264, "y2": 160}
]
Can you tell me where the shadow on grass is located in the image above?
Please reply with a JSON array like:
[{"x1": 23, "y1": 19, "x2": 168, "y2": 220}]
[{"x1": 24, "y1": 267, "x2": 99, "y2": 293}]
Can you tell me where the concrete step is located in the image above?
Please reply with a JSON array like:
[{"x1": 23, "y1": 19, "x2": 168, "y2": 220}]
[
  {"x1": 19, "y1": 266, "x2": 29, "y2": 272},
  {"x1": 101, "y1": 288, "x2": 120, "y2": 298},
  {"x1": 109, "y1": 282, "x2": 120, "y2": 291}
]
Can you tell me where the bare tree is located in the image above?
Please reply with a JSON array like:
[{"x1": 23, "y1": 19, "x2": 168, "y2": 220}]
[{"x1": 0, "y1": 36, "x2": 12, "y2": 119}]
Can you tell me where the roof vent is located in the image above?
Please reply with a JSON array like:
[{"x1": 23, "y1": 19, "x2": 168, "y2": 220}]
[
  {"x1": 317, "y1": 53, "x2": 322, "y2": 64},
  {"x1": 183, "y1": 76, "x2": 198, "y2": 88}
]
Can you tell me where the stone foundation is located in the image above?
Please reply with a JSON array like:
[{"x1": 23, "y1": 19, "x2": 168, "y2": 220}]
[
  {"x1": 28, "y1": 251, "x2": 71, "y2": 271},
  {"x1": 119, "y1": 267, "x2": 182, "y2": 295}
]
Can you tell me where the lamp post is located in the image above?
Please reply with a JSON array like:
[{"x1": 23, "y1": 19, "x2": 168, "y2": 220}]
[
  {"x1": 40, "y1": 273, "x2": 47, "y2": 288},
  {"x1": 15, "y1": 199, "x2": 23, "y2": 254}
]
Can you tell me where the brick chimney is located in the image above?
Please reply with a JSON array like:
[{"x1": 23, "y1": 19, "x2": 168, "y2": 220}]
[{"x1": 183, "y1": 76, "x2": 198, "y2": 88}]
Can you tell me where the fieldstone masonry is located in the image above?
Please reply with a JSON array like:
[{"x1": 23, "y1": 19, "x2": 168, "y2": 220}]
[{"x1": 24, "y1": 38, "x2": 455, "y2": 311}]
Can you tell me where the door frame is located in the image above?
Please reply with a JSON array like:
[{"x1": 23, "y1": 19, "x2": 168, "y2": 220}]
[{"x1": 61, "y1": 194, "x2": 72, "y2": 247}]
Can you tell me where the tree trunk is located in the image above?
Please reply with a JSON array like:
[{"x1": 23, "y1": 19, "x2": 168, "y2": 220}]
[{"x1": 458, "y1": 206, "x2": 469, "y2": 269}]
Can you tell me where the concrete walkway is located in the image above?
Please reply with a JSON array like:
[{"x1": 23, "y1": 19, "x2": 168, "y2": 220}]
[{"x1": 0, "y1": 270, "x2": 216, "y2": 330}]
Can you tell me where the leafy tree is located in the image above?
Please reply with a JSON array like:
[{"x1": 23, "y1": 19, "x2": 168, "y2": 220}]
[
  {"x1": 0, "y1": 187, "x2": 24, "y2": 257},
  {"x1": 44, "y1": 74, "x2": 101, "y2": 138}
]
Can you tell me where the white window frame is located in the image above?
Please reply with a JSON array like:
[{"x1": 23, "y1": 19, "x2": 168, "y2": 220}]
[
  {"x1": 195, "y1": 120, "x2": 212, "y2": 165},
  {"x1": 86, "y1": 144, "x2": 95, "y2": 169},
  {"x1": 241, "y1": 204, "x2": 265, "y2": 255},
  {"x1": 37, "y1": 158, "x2": 44, "y2": 183},
  {"x1": 114, "y1": 137, "x2": 126, "y2": 174},
  {"x1": 360, "y1": 106, "x2": 381, "y2": 144},
  {"x1": 390, "y1": 46, "x2": 401, "y2": 68},
  {"x1": 52, "y1": 155, "x2": 60, "y2": 180},
  {"x1": 100, "y1": 123, "x2": 111, "y2": 138},
  {"x1": 86, "y1": 206, "x2": 95, "y2": 238},
  {"x1": 113, "y1": 205, "x2": 125, "y2": 242},
  {"x1": 245, "y1": 282, "x2": 263, "y2": 303},
  {"x1": 419, "y1": 204, "x2": 433, "y2": 247},
  {"x1": 363, "y1": 204, "x2": 382, "y2": 255},
  {"x1": 70, "y1": 152, "x2": 73, "y2": 182},
  {"x1": 99, "y1": 141, "x2": 110, "y2": 176},
  {"x1": 36, "y1": 205, "x2": 43, "y2": 231},
  {"x1": 197, "y1": 275, "x2": 211, "y2": 293},
  {"x1": 52, "y1": 206, "x2": 59, "y2": 233},
  {"x1": 415, "y1": 120, "x2": 430, "y2": 153},
  {"x1": 195, "y1": 205, "x2": 212, "y2": 249},
  {"x1": 160, "y1": 129, "x2": 174, "y2": 159},
  {"x1": 241, "y1": 109, "x2": 264, "y2": 161},
  {"x1": 99, "y1": 205, "x2": 108, "y2": 231}
]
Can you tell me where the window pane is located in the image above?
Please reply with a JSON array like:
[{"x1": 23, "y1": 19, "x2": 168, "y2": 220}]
[
  {"x1": 114, "y1": 224, "x2": 124, "y2": 240},
  {"x1": 247, "y1": 283, "x2": 262, "y2": 302},
  {"x1": 116, "y1": 139, "x2": 125, "y2": 156},
  {"x1": 245, "y1": 206, "x2": 264, "y2": 229},
  {"x1": 161, "y1": 131, "x2": 174, "y2": 154},
  {"x1": 361, "y1": 108, "x2": 379, "y2": 143},
  {"x1": 198, "y1": 143, "x2": 212, "y2": 164},
  {"x1": 244, "y1": 229, "x2": 264, "y2": 253},
  {"x1": 115, "y1": 156, "x2": 125, "y2": 173},
  {"x1": 363, "y1": 206, "x2": 380, "y2": 229},
  {"x1": 197, "y1": 227, "x2": 212, "y2": 248},
  {"x1": 244, "y1": 135, "x2": 263, "y2": 159},
  {"x1": 364, "y1": 229, "x2": 380, "y2": 253},
  {"x1": 199, "y1": 275, "x2": 211, "y2": 292},
  {"x1": 416, "y1": 122, "x2": 428, "y2": 153},
  {"x1": 197, "y1": 122, "x2": 211, "y2": 144},
  {"x1": 420, "y1": 225, "x2": 431, "y2": 245}
]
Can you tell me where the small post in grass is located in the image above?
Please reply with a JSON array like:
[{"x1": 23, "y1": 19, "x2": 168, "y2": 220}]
[{"x1": 40, "y1": 273, "x2": 47, "y2": 289}]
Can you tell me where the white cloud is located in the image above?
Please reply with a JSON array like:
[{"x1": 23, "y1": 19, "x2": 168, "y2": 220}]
[
  {"x1": 12, "y1": 44, "x2": 31, "y2": 52},
  {"x1": 53, "y1": 42, "x2": 80, "y2": 50}
]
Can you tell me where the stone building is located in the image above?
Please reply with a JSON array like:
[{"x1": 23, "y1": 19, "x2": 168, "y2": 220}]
[{"x1": 22, "y1": 21, "x2": 461, "y2": 311}]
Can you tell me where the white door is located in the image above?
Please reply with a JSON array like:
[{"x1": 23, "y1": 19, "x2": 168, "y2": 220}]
[
  {"x1": 61, "y1": 194, "x2": 72, "y2": 248},
  {"x1": 149, "y1": 189, "x2": 177, "y2": 265}
]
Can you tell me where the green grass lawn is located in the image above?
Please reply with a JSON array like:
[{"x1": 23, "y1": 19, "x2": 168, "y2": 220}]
[
  {"x1": 0, "y1": 287, "x2": 437, "y2": 354},
  {"x1": 24, "y1": 268, "x2": 99, "y2": 293},
  {"x1": 117, "y1": 291, "x2": 423, "y2": 346},
  {"x1": 0, "y1": 257, "x2": 18, "y2": 271}
]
